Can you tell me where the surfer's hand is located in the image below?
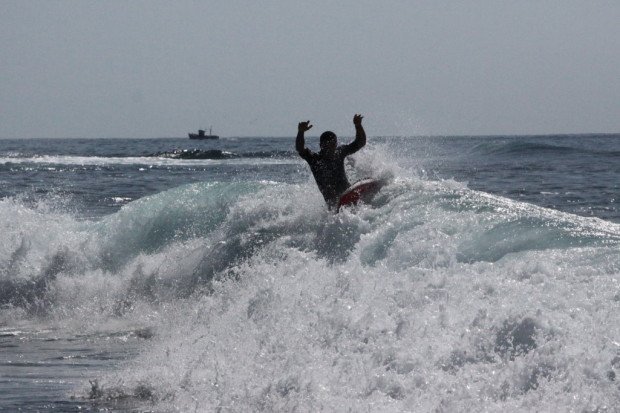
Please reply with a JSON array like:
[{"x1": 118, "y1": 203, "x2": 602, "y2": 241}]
[
  {"x1": 353, "y1": 114, "x2": 364, "y2": 126},
  {"x1": 298, "y1": 121, "x2": 313, "y2": 133}
]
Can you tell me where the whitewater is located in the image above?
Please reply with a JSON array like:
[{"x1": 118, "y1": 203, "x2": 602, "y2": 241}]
[{"x1": 1, "y1": 136, "x2": 619, "y2": 411}]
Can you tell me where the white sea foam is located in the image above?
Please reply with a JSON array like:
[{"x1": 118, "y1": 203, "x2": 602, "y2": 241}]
[
  {"x1": 1, "y1": 172, "x2": 619, "y2": 411},
  {"x1": 0, "y1": 155, "x2": 296, "y2": 167}
]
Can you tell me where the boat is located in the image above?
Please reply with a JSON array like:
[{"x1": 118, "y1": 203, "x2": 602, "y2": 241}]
[{"x1": 189, "y1": 127, "x2": 219, "y2": 140}]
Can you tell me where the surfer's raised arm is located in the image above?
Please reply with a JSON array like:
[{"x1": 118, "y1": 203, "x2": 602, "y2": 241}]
[
  {"x1": 342, "y1": 114, "x2": 366, "y2": 154},
  {"x1": 296, "y1": 120, "x2": 313, "y2": 155}
]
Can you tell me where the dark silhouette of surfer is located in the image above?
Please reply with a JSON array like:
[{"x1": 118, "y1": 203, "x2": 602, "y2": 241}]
[{"x1": 296, "y1": 114, "x2": 366, "y2": 209}]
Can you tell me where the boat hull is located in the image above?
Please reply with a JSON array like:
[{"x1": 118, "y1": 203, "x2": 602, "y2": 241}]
[{"x1": 188, "y1": 133, "x2": 219, "y2": 140}]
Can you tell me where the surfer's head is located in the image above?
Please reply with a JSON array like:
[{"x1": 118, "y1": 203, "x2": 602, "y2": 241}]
[{"x1": 320, "y1": 131, "x2": 337, "y2": 153}]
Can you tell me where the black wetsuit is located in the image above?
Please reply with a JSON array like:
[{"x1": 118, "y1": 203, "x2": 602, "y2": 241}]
[{"x1": 298, "y1": 141, "x2": 364, "y2": 208}]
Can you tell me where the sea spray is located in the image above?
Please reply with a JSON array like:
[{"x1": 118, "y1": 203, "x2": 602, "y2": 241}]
[
  {"x1": 69, "y1": 178, "x2": 620, "y2": 411},
  {"x1": 0, "y1": 181, "x2": 265, "y2": 324},
  {"x1": 2, "y1": 135, "x2": 619, "y2": 411},
  {"x1": 0, "y1": 139, "x2": 618, "y2": 410}
]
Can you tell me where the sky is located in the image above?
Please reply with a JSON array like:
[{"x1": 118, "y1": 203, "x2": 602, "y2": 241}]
[{"x1": 1, "y1": 1, "x2": 620, "y2": 138}]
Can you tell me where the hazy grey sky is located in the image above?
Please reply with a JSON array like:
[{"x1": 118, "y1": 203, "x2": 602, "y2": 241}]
[{"x1": 2, "y1": 1, "x2": 619, "y2": 138}]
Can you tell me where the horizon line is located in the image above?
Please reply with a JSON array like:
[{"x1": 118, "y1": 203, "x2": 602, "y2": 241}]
[{"x1": 1, "y1": 132, "x2": 619, "y2": 140}]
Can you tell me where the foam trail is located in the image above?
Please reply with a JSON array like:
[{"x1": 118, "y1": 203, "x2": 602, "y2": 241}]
[{"x1": 0, "y1": 155, "x2": 296, "y2": 167}]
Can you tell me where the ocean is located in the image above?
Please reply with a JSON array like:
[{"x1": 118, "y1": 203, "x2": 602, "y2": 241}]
[{"x1": 0, "y1": 134, "x2": 619, "y2": 411}]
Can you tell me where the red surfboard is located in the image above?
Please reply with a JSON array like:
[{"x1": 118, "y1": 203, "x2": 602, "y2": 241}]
[{"x1": 337, "y1": 178, "x2": 385, "y2": 211}]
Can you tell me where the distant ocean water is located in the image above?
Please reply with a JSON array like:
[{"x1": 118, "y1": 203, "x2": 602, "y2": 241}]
[{"x1": 0, "y1": 134, "x2": 618, "y2": 411}]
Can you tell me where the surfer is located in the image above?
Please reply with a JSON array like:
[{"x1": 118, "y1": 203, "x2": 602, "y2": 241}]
[{"x1": 296, "y1": 114, "x2": 366, "y2": 209}]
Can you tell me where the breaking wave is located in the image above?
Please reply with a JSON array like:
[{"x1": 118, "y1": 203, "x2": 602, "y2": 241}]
[{"x1": 1, "y1": 169, "x2": 619, "y2": 410}]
